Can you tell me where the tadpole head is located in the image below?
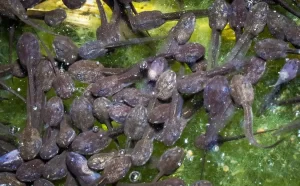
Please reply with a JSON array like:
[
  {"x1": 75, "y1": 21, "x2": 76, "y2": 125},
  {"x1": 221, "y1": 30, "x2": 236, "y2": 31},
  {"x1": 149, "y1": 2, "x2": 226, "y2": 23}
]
[
  {"x1": 254, "y1": 38, "x2": 289, "y2": 60},
  {"x1": 174, "y1": 13, "x2": 196, "y2": 44},
  {"x1": 208, "y1": 0, "x2": 229, "y2": 30},
  {"x1": 195, "y1": 134, "x2": 218, "y2": 151},
  {"x1": 175, "y1": 43, "x2": 205, "y2": 63},
  {"x1": 274, "y1": 58, "x2": 300, "y2": 86}
]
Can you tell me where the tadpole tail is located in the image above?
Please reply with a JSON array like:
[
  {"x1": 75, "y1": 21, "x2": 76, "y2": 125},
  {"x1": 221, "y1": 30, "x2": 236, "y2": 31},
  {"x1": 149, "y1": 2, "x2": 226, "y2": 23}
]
[
  {"x1": 244, "y1": 105, "x2": 283, "y2": 148},
  {"x1": 235, "y1": 38, "x2": 252, "y2": 60},
  {"x1": 286, "y1": 48, "x2": 300, "y2": 55},
  {"x1": 26, "y1": 10, "x2": 46, "y2": 20},
  {"x1": 152, "y1": 171, "x2": 164, "y2": 183},
  {"x1": 273, "y1": 119, "x2": 300, "y2": 136},
  {"x1": 257, "y1": 84, "x2": 281, "y2": 116},
  {"x1": 162, "y1": 9, "x2": 208, "y2": 20},
  {"x1": 274, "y1": 0, "x2": 300, "y2": 18},
  {"x1": 0, "y1": 80, "x2": 26, "y2": 103},
  {"x1": 200, "y1": 150, "x2": 207, "y2": 180},
  {"x1": 234, "y1": 28, "x2": 243, "y2": 42},
  {"x1": 223, "y1": 31, "x2": 250, "y2": 63},
  {"x1": 129, "y1": 2, "x2": 138, "y2": 15},
  {"x1": 105, "y1": 36, "x2": 166, "y2": 49},
  {"x1": 97, "y1": 177, "x2": 108, "y2": 186},
  {"x1": 96, "y1": 0, "x2": 108, "y2": 25},
  {"x1": 218, "y1": 128, "x2": 278, "y2": 144},
  {"x1": 8, "y1": 25, "x2": 15, "y2": 65},
  {"x1": 18, "y1": 16, "x2": 58, "y2": 36},
  {"x1": 8, "y1": 25, "x2": 15, "y2": 84},
  {"x1": 276, "y1": 96, "x2": 300, "y2": 105},
  {"x1": 208, "y1": 29, "x2": 221, "y2": 69}
]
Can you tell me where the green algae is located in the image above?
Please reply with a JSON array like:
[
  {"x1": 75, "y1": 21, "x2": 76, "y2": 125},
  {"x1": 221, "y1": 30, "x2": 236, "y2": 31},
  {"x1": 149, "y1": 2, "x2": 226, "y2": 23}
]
[{"x1": 0, "y1": 0, "x2": 300, "y2": 186}]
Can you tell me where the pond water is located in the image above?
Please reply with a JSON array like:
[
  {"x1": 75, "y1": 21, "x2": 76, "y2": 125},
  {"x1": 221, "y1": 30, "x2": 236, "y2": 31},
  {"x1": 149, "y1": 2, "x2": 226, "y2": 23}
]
[{"x1": 0, "y1": 0, "x2": 300, "y2": 185}]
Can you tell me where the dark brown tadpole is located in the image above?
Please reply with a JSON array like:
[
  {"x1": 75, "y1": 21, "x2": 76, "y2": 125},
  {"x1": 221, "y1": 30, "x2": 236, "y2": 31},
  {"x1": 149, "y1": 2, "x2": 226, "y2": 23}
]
[
  {"x1": 44, "y1": 8, "x2": 67, "y2": 27},
  {"x1": 158, "y1": 12, "x2": 196, "y2": 54},
  {"x1": 90, "y1": 61, "x2": 143, "y2": 97},
  {"x1": 56, "y1": 114, "x2": 76, "y2": 148},
  {"x1": 96, "y1": 0, "x2": 121, "y2": 44},
  {"x1": 43, "y1": 96, "x2": 64, "y2": 127},
  {"x1": 17, "y1": 33, "x2": 42, "y2": 160},
  {"x1": 27, "y1": 8, "x2": 67, "y2": 27},
  {"x1": 130, "y1": 137, "x2": 153, "y2": 166},
  {"x1": 112, "y1": 88, "x2": 150, "y2": 107},
  {"x1": 155, "y1": 69, "x2": 177, "y2": 101},
  {"x1": 230, "y1": 75, "x2": 281, "y2": 148},
  {"x1": 128, "y1": 8, "x2": 206, "y2": 31},
  {"x1": 98, "y1": 154, "x2": 132, "y2": 185},
  {"x1": 243, "y1": 57, "x2": 266, "y2": 85},
  {"x1": 71, "y1": 129, "x2": 112, "y2": 155},
  {"x1": 208, "y1": 0, "x2": 229, "y2": 68},
  {"x1": 78, "y1": 36, "x2": 163, "y2": 59},
  {"x1": 224, "y1": 2, "x2": 269, "y2": 63},
  {"x1": 177, "y1": 71, "x2": 209, "y2": 94},
  {"x1": 53, "y1": 36, "x2": 79, "y2": 65},
  {"x1": 195, "y1": 75, "x2": 234, "y2": 150},
  {"x1": 87, "y1": 151, "x2": 117, "y2": 170},
  {"x1": 108, "y1": 102, "x2": 132, "y2": 124},
  {"x1": 174, "y1": 43, "x2": 206, "y2": 64},
  {"x1": 258, "y1": 59, "x2": 300, "y2": 115},
  {"x1": 35, "y1": 59, "x2": 55, "y2": 92},
  {"x1": 66, "y1": 152, "x2": 101, "y2": 186},
  {"x1": 68, "y1": 60, "x2": 105, "y2": 83},
  {"x1": 62, "y1": 0, "x2": 86, "y2": 9},
  {"x1": 147, "y1": 57, "x2": 168, "y2": 81},
  {"x1": 124, "y1": 104, "x2": 148, "y2": 141},
  {"x1": 16, "y1": 159, "x2": 45, "y2": 182},
  {"x1": 52, "y1": 72, "x2": 75, "y2": 99},
  {"x1": 39, "y1": 127, "x2": 59, "y2": 160},
  {"x1": 254, "y1": 38, "x2": 300, "y2": 61},
  {"x1": 266, "y1": 10, "x2": 296, "y2": 41},
  {"x1": 228, "y1": 0, "x2": 248, "y2": 41},
  {"x1": 152, "y1": 146, "x2": 185, "y2": 182},
  {"x1": 42, "y1": 151, "x2": 68, "y2": 181},
  {"x1": 148, "y1": 103, "x2": 171, "y2": 124},
  {"x1": 70, "y1": 96, "x2": 94, "y2": 131}
]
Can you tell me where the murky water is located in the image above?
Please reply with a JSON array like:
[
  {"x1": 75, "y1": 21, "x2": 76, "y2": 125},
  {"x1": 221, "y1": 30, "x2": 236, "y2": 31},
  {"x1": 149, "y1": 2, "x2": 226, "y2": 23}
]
[{"x1": 0, "y1": 0, "x2": 299, "y2": 185}]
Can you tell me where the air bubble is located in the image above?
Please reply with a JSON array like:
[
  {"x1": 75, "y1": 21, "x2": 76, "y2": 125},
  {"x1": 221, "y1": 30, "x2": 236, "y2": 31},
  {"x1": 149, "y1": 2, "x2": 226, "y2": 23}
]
[{"x1": 129, "y1": 171, "x2": 141, "y2": 183}]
